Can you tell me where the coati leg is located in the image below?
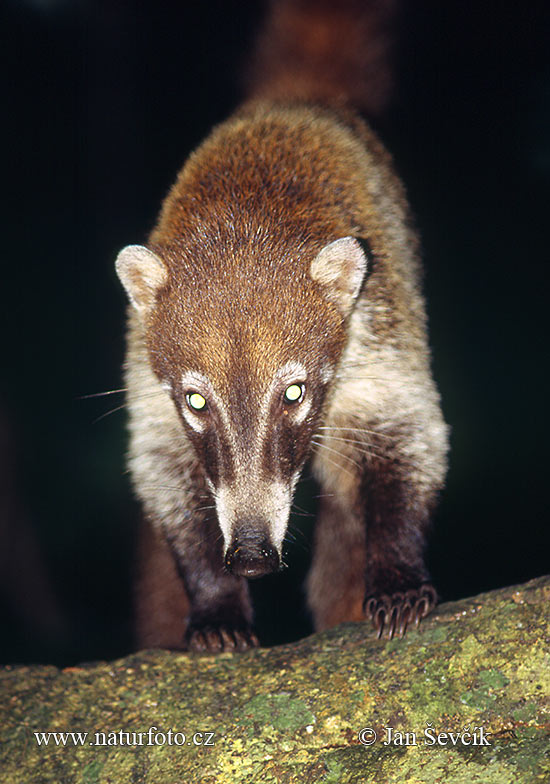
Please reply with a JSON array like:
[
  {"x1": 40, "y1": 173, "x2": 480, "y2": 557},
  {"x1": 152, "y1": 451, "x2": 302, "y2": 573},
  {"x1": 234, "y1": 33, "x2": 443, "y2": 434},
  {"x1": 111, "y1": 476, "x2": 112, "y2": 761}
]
[
  {"x1": 132, "y1": 466, "x2": 258, "y2": 652},
  {"x1": 307, "y1": 476, "x2": 437, "y2": 639},
  {"x1": 136, "y1": 521, "x2": 258, "y2": 652},
  {"x1": 134, "y1": 514, "x2": 258, "y2": 652},
  {"x1": 166, "y1": 511, "x2": 259, "y2": 653},
  {"x1": 309, "y1": 415, "x2": 444, "y2": 639},
  {"x1": 360, "y1": 465, "x2": 438, "y2": 639},
  {"x1": 306, "y1": 494, "x2": 367, "y2": 630},
  {"x1": 134, "y1": 516, "x2": 189, "y2": 651}
]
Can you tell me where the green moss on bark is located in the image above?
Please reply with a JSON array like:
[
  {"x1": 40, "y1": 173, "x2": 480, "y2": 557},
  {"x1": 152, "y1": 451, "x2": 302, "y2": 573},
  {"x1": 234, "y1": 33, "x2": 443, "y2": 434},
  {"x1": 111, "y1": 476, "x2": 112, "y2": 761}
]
[{"x1": 1, "y1": 577, "x2": 549, "y2": 783}]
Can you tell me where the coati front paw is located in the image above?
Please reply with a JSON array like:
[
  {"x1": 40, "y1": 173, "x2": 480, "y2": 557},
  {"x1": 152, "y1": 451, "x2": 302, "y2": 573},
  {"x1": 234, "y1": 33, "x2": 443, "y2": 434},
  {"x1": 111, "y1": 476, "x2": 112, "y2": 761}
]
[
  {"x1": 363, "y1": 584, "x2": 437, "y2": 640},
  {"x1": 185, "y1": 623, "x2": 259, "y2": 653}
]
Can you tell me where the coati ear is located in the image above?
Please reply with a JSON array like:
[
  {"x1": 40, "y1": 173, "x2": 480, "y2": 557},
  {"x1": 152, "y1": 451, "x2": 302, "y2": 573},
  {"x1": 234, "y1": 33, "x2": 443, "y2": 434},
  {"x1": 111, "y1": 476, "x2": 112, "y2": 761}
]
[
  {"x1": 115, "y1": 245, "x2": 168, "y2": 315},
  {"x1": 309, "y1": 237, "x2": 368, "y2": 315}
]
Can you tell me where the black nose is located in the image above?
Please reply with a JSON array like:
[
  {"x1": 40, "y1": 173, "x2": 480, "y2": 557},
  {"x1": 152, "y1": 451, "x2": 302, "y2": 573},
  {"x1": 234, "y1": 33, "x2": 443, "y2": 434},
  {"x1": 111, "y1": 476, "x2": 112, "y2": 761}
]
[{"x1": 224, "y1": 532, "x2": 280, "y2": 579}]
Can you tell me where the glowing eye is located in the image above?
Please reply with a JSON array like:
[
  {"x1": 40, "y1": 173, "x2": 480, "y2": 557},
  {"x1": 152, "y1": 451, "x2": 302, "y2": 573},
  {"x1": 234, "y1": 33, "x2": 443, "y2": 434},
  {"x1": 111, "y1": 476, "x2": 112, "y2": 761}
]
[
  {"x1": 186, "y1": 392, "x2": 207, "y2": 411},
  {"x1": 284, "y1": 383, "x2": 305, "y2": 404}
]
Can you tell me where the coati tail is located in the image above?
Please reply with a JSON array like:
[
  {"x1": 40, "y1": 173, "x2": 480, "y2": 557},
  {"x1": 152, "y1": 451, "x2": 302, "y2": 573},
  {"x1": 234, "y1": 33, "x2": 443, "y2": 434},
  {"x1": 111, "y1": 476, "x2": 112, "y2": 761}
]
[{"x1": 245, "y1": 0, "x2": 398, "y2": 116}]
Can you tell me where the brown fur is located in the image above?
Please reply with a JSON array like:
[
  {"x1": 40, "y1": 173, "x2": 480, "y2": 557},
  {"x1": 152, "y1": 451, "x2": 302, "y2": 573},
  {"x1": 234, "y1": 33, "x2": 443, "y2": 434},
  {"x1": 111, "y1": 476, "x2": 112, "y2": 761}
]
[
  {"x1": 133, "y1": 517, "x2": 189, "y2": 650},
  {"x1": 246, "y1": 0, "x2": 398, "y2": 116},
  {"x1": 117, "y1": 0, "x2": 449, "y2": 650}
]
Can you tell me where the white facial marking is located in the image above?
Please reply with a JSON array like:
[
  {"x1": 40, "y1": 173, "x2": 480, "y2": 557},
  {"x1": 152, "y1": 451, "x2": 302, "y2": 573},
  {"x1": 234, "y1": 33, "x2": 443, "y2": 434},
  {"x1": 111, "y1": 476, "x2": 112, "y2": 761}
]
[
  {"x1": 277, "y1": 360, "x2": 307, "y2": 384},
  {"x1": 180, "y1": 362, "x2": 310, "y2": 553},
  {"x1": 215, "y1": 480, "x2": 293, "y2": 554},
  {"x1": 320, "y1": 364, "x2": 335, "y2": 385},
  {"x1": 214, "y1": 485, "x2": 233, "y2": 546},
  {"x1": 268, "y1": 481, "x2": 294, "y2": 552},
  {"x1": 213, "y1": 362, "x2": 310, "y2": 551},
  {"x1": 204, "y1": 475, "x2": 215, "y2": 494}
]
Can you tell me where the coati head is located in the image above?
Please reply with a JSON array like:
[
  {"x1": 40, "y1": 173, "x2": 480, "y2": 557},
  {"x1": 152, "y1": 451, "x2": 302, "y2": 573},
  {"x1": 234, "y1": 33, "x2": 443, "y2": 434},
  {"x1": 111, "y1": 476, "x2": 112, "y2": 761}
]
[{"x1": 116, "y1": 235, "x2": 367, "y2": 578}]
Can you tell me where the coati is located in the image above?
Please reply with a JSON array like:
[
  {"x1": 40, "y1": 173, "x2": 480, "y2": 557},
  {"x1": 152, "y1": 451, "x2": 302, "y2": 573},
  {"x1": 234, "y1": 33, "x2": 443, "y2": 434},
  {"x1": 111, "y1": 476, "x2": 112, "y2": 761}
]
[{"x1": 116, "y1": 0, "x2": 449, "y2": 652}]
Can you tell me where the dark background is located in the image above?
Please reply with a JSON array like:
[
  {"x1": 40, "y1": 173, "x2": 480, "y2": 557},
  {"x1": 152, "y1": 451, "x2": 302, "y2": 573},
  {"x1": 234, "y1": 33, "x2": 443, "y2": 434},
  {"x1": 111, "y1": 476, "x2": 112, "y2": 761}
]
[{"x1": 1, "y1": 0, "x2": 548, "y2": 665}]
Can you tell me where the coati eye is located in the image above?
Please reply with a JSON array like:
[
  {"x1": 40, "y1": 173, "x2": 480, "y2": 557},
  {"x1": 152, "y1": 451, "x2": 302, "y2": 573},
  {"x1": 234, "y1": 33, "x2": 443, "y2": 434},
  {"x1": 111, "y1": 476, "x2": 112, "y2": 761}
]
[
  {"x1": 186, "y1": 392, "x2": 208, "y2": 412},
  {"x1": 283, "y1": 383, "x2": 305, "y2": 404}
]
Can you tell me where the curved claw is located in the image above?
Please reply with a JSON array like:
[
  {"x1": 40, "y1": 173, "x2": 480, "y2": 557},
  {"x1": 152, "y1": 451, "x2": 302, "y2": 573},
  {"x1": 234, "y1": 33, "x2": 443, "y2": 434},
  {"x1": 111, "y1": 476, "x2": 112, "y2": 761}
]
[
  {"x1": 186, "y1": 624, "x2": 259, "y2": 653},
  {"x1": 363, "y1": 584, "x2": 437, "y2": 639}
]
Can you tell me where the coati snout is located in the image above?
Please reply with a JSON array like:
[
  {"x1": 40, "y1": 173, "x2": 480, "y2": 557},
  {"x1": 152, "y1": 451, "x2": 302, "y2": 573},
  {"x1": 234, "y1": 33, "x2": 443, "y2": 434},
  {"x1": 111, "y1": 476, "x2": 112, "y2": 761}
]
[{"x1": 224, "y1": 531, "x2": 280, "y2": 579}]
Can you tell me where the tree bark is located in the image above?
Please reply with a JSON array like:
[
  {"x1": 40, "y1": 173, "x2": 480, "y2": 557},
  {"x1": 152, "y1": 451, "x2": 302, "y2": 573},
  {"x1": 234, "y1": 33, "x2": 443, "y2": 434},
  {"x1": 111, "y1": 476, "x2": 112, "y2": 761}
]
[{"x1": 1, "y1": 576, "x2": 549, "y2": 783}]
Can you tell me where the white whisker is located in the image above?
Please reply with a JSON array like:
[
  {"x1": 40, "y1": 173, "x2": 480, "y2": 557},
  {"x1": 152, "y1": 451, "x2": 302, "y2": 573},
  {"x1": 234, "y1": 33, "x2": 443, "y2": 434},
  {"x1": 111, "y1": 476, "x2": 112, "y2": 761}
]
[
  {"x1": 88, "y1": 388, "x2": 167, "y2": 423},
  {"x1": 313, "y1": 433, "x2": 387, "y2": 460},
  {"x1": 78, "y1": 387, "x2": 127, "y2": 400},
  {"x1": 312, "y1": 492, "x2": 335, "y2": 501},
  {"x1": 92, "y1": 404, "x2": 128, "y2": 423},
  {"x1": 315, "y1": 433, "x2": 374, "y2": 446},
  {"x1": 139, "y1": 483, "x2": 186, "y2": 492},
  {"x1": 311, "y1": 440, "x2": 361, "y2": 472},
  {"x1": 311, "y1": 448, "x2": 356, "y2": 478},
  {"x1": 317, "y1": 425, "x2": 394, "y2": 441}
]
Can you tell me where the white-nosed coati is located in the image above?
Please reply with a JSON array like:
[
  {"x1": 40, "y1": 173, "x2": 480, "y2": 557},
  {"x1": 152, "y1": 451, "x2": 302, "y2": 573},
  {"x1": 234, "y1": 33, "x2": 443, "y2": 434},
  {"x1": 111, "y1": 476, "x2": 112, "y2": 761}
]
[{"x1": 116, "y1": 0, "x2": 449, "y2": 652}]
